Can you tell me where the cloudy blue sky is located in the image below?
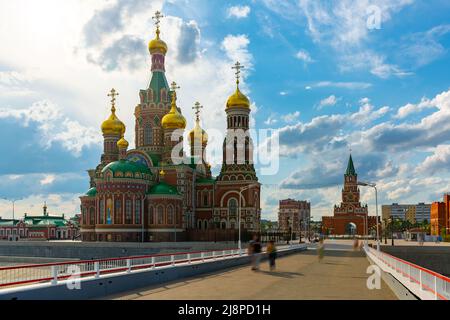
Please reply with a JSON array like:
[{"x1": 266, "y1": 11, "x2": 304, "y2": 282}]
[{"x1": 0, "y1": 0, "x2": 449, "y2": 221}]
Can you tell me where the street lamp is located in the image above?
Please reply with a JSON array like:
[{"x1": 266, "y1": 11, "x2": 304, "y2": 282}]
[
  {"x1": 2, "y1": 197, "x2": 23, "y2": 222},
  {"x1": 357, "y1": 181, "x2": 380, "y2": 251},
  {"x1": 238, "y1": 183, "x2": 259, "y2": 253}
]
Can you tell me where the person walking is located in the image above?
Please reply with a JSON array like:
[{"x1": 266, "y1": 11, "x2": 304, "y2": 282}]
[
  {"x1": 251, "y1": 235, "x2": 262, "y2": 271},
  {"x1": 267, "y1": 240, "x2": 277, "y2": 271},
  {"x1": 317, "y1": 236, "x2": 325, "y2": 263}
]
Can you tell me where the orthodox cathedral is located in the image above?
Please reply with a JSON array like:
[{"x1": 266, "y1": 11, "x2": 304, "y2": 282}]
[{"x1": 80, "y1": 12, "x2": 261, "y2": 242}]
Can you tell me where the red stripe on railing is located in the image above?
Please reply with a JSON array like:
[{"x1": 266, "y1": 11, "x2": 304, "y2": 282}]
[
  {"x1": 367, "y1": 247, "x2": 449, "y2": 300},
  {"x1": 0, "y1": 249, "x2": 242, "y2": 289},
  {"x1": 370, "y1": 248, "x2": 450, "y2": 283},
  {"x1": 0, "y1": 248, "x2": 238, "y2": 272}
]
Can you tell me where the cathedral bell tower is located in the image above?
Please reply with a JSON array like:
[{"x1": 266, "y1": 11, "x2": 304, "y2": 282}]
[
  {"x1": 218, "y1": 62, "x2": 257, "y2": 182},
  {"x1": 135, "y1": 11, "x2": 172, "y2": 157}
]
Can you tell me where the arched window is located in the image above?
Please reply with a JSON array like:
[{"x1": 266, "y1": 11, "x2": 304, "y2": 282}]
[
  {"x1": 89, "y1": 207, "x2": 95, "y2": 225},
  {"x1": 149, "y1": 206, "x2": 154, "y2": 225},
  {"x1": 203, "y1": 192, "x2": 209, "y2": 207},
  {"x1": 115, "y1": 200, "x2": 122, "y2": 224},
  {"x1": 99, "y1": 200, "x2": 104, "y2": 224},
  {"x1": 125, "y1": 200, "x2": 132, "y2": 224},
  {"x1": 221, "y1": 221, "x2": 227, "y2": 229},
  {"x1": 204, "y1": 220, "x2": 208, "y2": 230},
  {"x1": 228, "y1": 198, "x2": 238, "y2": 216},
  {"x1": 135, "y1": 199, "x2": 141, "y2": 224},
  {"x1": 144, "y1": 124, "x2": 152, "y2": 145},
  {"x1": 167, "y1": 206, "x2": 174, "y2": 225},
  {"x1": 197, "y1": 220, "x2": 202, "y2": 230},
  {"x1": 157, "y1": 206, "x2": 164, "y2": 225}
]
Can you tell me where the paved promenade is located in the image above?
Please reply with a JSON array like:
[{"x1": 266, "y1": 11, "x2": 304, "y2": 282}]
[{"x1": 109, "y1": 241, "x2": 397, "y2": 300}]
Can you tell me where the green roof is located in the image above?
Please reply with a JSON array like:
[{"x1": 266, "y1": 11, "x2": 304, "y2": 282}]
[
  {"x1": 345, "y1": 155, "x2": 357, "y2": 176},
  {"x1": 148, "y1": 182, "x2": 180, "y2": 196},
  {"x1": 86, "y1": 187, "x2": 97, "y2": 197},
  {"x1": 147, "y1": 152, "x2": 161, "y2": 167},
  {"x1": 196, "y1": 178, "x2": 215, "y2": 184},
  {"x1": 23, "y1": 216, "x2": 67, "y2": 227},
  {"x1": 102, "y1": 160, "x2": 152, "y2": 177},
  {"x1": 146, "y1": 71, "x2": 171, "y2": 104},
  {"x1": 0, "y1": 220, "x2": 18, "y2": 226}
]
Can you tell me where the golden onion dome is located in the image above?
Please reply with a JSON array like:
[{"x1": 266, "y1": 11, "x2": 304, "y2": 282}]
[
  {"x1": 226, "y1": 87, "x2": 250, "y2": 109},
  {"x1": 117, "y1": 135, "x2": 129, "y2": 149},
  {"x1": 162, "y1": 95, "x2": 186, "y2": 130},
  {"x1": 189, "y1": 120, "x2": 208, "y2": 145},
  {"x1": 149, "y1": 29, "x2": 168, "y2": 55},
  {"x1": 101, "y1": 108, "x2": 125, "y2": 136}
]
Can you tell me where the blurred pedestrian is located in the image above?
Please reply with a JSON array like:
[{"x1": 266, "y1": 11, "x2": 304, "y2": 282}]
[
  {"x1": 353, "y1": 237, "x2": 360, "y2": 251},
  {"x1": 267, "y1": 240, "x2": 277, "y2": 271},
  {"x1": 251, "y1": 235, "x2": 262, "y2": 271},
  {"x1": 317, "y1": 236, "x2": 325, "y2": 263}
]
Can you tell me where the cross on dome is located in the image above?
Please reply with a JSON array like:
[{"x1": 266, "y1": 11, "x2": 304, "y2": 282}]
[
  {"x1": 193, "y1": 102, "x2": 203, "y2": 121},
  {"x1": 170, "y1": 81, "x2": 180, "y2": 92},
  {"x1": 152, "y1": 11, "x2": 164, "y2": 31},
  {"x1": 107, "y1": 88, "x2": 119, "y2": 111},
  {"x1": 232, "y1": 61, "x2": 245, "y2": 86},
  {"x1": 170, "y1": 81, "x2": 180, "y2": 104}
]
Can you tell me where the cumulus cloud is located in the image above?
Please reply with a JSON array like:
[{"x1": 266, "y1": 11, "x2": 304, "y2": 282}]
[
  {"x1": 282, "y1": 111, "x2": 300, "y2": 123},
  {"x1": 395, "y1": 97, "x2": 435, "y2": 119},
  {"x1": 227, "y1": 5, "x2": 251, "y2": 19},
  {"x1": 262, "y1": 0, "x2": 414, "y2": 78},
  {"x1": 0, "y1": 100, "x2": 101, "y2": 156},
  {"x1": 360, "y1": 89, "x2": 450, "y2": 152},
  {"x1": 416, "y1": 145, "x2": 450, "y2": 175},
  {"x1": 221, "y1": 34, "x2": 252, "y2": 68},
  {"x1": 0, "y1": 71, "x2": 36, "y2": 96},
  {"x1": 280, "y1": 152, "x2": 386, "y2": 190},
  {"x1": 264, "y1": 115, "x2": 278, "y2": 125},
  {"x1": 177, "y1": 20, "x2": 201, "y2": 64},
  {"x1": 318, "y1": 95, "x2": 339, "y2": 109},
  {"x1": 88, "y1": 35, "x2": 147, "y2": 71},
  {"x1": 295, "y1": 49, "x2": 314, "y2": 64}
]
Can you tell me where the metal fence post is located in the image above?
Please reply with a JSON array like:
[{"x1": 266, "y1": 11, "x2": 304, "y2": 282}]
[
  {"x1": 51, "y1": 266, "x2": 58, "y2": 285},
  {"x1": 94, "y1": 262, "x2": 100, "y2": 279},
  {"x1": 171, "y1": 255, "x2": 175, "y2": 266},
  {"x1": 187, "y1": 253, "x2": 191, "y2": 264},
  {"x1": 127, "y1": 259, "x2": 131, "y2": 273},
  {"x1": 222, "y1": 250, "x2": 225, "y2": 259},
  {"x1": 151, "y1": 257, "x2": 155, "y2": 269},
  {"x1": 201, "y1": 252, "x2": 205, "y2": 262}
]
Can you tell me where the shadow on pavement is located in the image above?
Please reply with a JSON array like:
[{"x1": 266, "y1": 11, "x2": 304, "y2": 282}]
[{"x1": 256, "y1": 270, "x2": 303, "y2": 278}]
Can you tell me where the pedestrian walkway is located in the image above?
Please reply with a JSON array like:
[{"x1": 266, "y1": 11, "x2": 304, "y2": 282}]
[{"x1": 109, "y1": 241, "x2": 397, "y2": 300}]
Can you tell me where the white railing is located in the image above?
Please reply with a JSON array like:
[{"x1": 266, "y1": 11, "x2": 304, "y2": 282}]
[
  {"x1": 365, "y1": 246, "x2": 450, "y2": 300},
  {"x1": 0, "y1": 244, "x2": 305, "y2": 290}
]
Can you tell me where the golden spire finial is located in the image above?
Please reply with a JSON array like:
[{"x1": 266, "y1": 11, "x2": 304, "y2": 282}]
[
  {"x1": 232, "y1": 61, "x2": 245, "y2": 88},
  {"x1": 152, "y1": 11, "x2": 164, "y2": 38},
  {"x1": 159, "y1": 170, "x2": 166, "y2": 179},
  {"x1": 107, "y1": 88, "x2": 119, "y2": 113},
  {"x1": 193, "y1": 102, "x2": 203, "y2": 122},
  {"x1": 170, "y1": 81, "x2": 180, "y2": 105}
]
